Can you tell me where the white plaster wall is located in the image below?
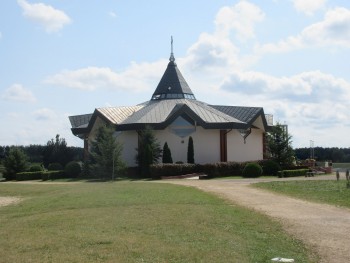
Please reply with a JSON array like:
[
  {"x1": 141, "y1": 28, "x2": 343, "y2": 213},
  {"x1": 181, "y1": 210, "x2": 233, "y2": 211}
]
[
  {"x1": 115, "y1": 131, "x2": 138, "y2": 167},
  {"x1": 156, "y1": 127, "x2": 220, "y2": 164},
  {"x1": 227, "y1": 128, "x2": 263, "y2": 162}
]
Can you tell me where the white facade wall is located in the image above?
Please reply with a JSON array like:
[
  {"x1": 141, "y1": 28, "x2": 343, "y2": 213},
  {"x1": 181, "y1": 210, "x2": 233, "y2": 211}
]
[
  {"x1": 227, "y1": 128, "x2": 263, "y2": 162},
  {"x1": 156, "y1": 126, "x2": 220, "y2": 164},
  {"x1": 115, "y1": 131, "x2": 138, "y2": 167}
]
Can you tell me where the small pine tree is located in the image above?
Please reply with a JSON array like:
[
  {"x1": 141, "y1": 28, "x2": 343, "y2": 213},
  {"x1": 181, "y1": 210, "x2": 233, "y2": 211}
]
[
  {"x1": 162, "y1": 142, "x2": 173, "y2": 163},
  {"x1": 90, "y1": 125, "x2": 126, "y2": 180},
  {"x1": 187, "y1": 136, "x2": 194, "y2": 164},
  {"x1": 4, "y1": 147, "x2": 28, "y2": 180}
]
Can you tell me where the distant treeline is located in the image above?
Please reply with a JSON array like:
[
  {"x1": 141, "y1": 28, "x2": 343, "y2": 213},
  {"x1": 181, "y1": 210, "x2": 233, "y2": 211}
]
[
  {"x1": 0, "y1": 144, "x2": 83, "y2": 164},
  {"x1": 294, "y1": 147, "x2": 350, "y2": 162}
]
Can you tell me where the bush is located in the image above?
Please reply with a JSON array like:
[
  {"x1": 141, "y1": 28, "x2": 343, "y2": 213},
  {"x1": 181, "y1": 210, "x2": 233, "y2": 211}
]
[
  {"x1": 261, "y1": 160, "x2": 281, "y2": 176},
  {"x1": 29, "y1": 164, "x2": 43, "y2": 172},
  {"x1": 64, "y1": 161, "x2": 81, "y2": 177},
  {"x1": 48, "y1": 163, "x2": 63, "y2": 171},
  {"x1": 242, "y1": 163, "x2": 263, "y2": 178}
]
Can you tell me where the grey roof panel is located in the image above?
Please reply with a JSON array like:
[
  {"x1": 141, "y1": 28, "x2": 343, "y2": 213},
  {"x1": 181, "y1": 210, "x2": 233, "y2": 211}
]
[{"x1": 69, "y1": 113, "x2": 93, "y2": 128}]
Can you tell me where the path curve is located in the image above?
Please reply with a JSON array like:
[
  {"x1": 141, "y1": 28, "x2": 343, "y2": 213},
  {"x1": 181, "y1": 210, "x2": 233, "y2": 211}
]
[{"x1": 165, "y1": 176, "x2": 350, "y2": 263}]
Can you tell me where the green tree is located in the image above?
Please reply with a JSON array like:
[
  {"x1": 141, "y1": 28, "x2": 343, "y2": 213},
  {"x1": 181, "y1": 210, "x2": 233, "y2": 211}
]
[
  {"x1": 43, "y1": 135, "x2": 74, "y2": 168},
  {"x1": 4, "y1": 147, "x2": 28, "y2": 180},
  {"x1": 162, "y1": 142, "x2": 173, "y2": 163},
  {"x1": 136, "y1": 126, "x2": 162, "y2": 177},
  {"x1": 90, "y1": 125, "x2": 126, "y2": 180},
  {"x1": 266, "y1": 123, "x2": 294, "y2": 167},
  {"x1": 187, "y1": 136, "x2": 194, "y2": 164}
]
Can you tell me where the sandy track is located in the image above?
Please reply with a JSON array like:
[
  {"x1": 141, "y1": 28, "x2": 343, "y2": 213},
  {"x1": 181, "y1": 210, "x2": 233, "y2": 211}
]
[{"x1": 165, "y1": 176, "x2": 350, "y2": 263}]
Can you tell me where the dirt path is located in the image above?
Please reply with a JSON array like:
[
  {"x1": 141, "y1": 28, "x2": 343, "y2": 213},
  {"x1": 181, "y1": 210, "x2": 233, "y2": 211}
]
[{"x1": 165, "y1": 176, "x2": 350, "y2": 263}]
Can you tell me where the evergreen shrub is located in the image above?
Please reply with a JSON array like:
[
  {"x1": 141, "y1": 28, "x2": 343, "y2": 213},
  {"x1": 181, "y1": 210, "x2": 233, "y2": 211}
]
[
  {"x1": 16, "y1": 171, "x2": 42, "y2": 181},
  {"x1": 242, "y1": 163, "x2": 263, "y2": 178},
  {"x1": 64, "y1": 161, "x2": 81, "y2": 177}
]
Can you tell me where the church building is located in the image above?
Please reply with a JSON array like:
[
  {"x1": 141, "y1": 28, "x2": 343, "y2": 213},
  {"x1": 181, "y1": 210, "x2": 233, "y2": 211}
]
[{"x1": 69, "y1": 41, "x2": 273, "y2": 167}]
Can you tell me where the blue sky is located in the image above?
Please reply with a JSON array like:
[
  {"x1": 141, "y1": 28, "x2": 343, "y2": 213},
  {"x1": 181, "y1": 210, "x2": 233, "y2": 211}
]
[{"x1": 1, "y1": 0, "x2": 350, "y2": 148}]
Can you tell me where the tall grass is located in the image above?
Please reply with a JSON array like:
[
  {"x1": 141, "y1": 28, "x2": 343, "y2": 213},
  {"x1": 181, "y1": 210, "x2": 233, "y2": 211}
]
[{"x1": 0, "y1": 182, "x2": 316, "y2": 262}]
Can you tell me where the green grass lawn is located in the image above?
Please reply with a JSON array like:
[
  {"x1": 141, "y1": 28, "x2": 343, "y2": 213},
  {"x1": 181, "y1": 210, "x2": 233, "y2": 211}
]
[
  {"x1": 0, "y1": 182, "x2": 316, "y2": 263},
  {"x1": 254, "y1": 180, "x2": 350, "y2": 208}
]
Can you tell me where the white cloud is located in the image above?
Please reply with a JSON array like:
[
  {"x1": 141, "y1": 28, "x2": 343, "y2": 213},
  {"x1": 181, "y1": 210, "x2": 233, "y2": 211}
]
[
  {"x1": 17, "y1": 0, "x2": 71, "y2": 33},
  {"x1": 256, "y1": 7, "x2": 350, "y2": 53},
  {"x1": 109, "y1": 11, "x2": 117, "y2": 18},
  {"x1": 1, "y1": 84, "x2": 37, "y2": 103},
  {"x1": 45, "y1": 62, "x2": 165, "y2": 92},
  {"x1": 0, "y1": 32, "x2": 2, "y2": 39},
  {"x1": 292, "y1": 0, "x2": 327, "y2": 16},
  {"x1": 215, "y1": 1, "x2": 265, "y2": 41}
]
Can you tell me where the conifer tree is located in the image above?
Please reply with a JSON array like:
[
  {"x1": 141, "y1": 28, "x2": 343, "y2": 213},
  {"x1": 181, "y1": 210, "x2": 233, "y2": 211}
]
[
  {"x1": 162, "y1": 142, "x2": 173, "y2": 163},
  {"x1": 187, "y1": 136, "x2": 194, "y2": 164},
  {"x1": 135, "y1": 126, "x2": 162, "y2": 177},
  {"x1": 90, "y1": 125, "x2": 126, "y2": 179}
]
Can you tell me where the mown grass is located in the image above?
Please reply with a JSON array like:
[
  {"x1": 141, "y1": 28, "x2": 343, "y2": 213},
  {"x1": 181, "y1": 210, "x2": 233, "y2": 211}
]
[
  {"x1": 0, "y1": 182, "x2": 316, "y2": 262},
  {"x1": 254, "y1": 179, "x2": 350, "y2": 208}
]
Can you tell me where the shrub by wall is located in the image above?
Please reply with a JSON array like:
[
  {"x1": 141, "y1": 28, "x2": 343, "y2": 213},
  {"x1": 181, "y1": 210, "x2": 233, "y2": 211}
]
[
  {"x1": 242, "y1": 163, "x2": 263, "y2": 178},
  {"x1": 41, "y1": 171, "x2": 66, "y2": 181},
  {"x1": 278, "y1": 169, "x2": 308, "y2": 178}
]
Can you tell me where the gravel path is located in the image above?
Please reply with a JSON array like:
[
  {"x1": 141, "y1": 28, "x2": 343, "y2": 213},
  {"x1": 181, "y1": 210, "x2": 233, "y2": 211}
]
[{"x1": 165, "y1": 175, "x2": 350, "y2": 263}]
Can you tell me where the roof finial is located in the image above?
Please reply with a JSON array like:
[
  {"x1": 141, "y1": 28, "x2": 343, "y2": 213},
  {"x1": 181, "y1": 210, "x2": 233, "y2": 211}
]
[{"x1": 170, "y1": 36, "x2": 175, "y2": 62}]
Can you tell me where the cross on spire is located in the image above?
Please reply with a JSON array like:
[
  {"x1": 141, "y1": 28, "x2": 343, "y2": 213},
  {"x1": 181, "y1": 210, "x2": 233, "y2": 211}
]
[{"x1": 169, "y1": 36, "x2": 175, "y2": 62}]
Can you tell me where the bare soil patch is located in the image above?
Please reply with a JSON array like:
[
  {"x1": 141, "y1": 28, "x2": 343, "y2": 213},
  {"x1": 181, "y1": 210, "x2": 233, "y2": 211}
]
[
  {"x1": 165, "y1": 176, "x2": 350, "y2": 263},
  {"x1": 0, "y1": 196, "x2": 22, "y2": 207}
]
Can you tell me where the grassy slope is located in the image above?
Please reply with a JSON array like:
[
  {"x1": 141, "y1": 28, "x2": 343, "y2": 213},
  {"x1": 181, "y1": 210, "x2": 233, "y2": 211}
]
[
  {"x1": 254, "y1": 180, "x2": 350, "y2": 208},
  {"x1": 0, "y1": 182, "x2": 315, "y2": 262}
]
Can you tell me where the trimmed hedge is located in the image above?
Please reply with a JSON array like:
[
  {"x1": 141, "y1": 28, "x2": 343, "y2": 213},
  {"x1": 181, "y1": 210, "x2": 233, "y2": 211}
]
[
  {"x1": 16, "y1": 171, "x2": 43, "y2": 181},
  {"x1": 278, "y1": 169, "x2": 308, "y2": 178},
  {"x1": 150, "y1": 161, "x2": 250, "y2": 179},
  {"x1": 16, "y1": 170, "x2": 67, "y2": 181}
]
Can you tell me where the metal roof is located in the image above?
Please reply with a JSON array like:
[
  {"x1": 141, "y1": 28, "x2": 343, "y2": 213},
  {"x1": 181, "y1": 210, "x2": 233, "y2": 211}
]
[
  {"x1": 69, "y1": 113, "x2": 93, "y2": 128},
  {"x1": 96, "y1": 105, "x2": 144, "y2": 124}
]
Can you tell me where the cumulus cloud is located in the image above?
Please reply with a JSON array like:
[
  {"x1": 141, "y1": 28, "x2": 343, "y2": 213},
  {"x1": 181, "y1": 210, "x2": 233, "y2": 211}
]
[
  {"x1": 1, "y1": 84, "x2": 37, "y2": 103},
  {"x1": 256, "y1": 7, "x2": 350, "y2": 53},
  {"x1": 17, "y1": 0, "x2": 71, "y2": 33},
  {"x1": 184, "y1": 1, "x2": 264, "y2": 71},
  {"x1": 291, "y1": 0, "x2": 327, "y2": 16},
  {"x1": 215, "y1": 1, "x2": 265, "y2": 40},
  {"x1": 45, "y1": 61, "x2": 165, "y2": 92}
]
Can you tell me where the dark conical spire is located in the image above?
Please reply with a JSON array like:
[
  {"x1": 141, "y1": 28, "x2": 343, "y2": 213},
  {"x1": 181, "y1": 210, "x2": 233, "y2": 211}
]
[{"x1": 151, "y1": 37, "x2": 196, "y2": 101}]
